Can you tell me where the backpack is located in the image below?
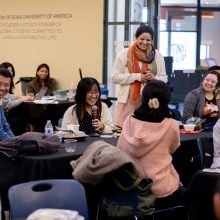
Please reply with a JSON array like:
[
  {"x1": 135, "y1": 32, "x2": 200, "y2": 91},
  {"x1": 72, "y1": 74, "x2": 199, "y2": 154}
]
[{"x1": 99, "y1": 164, "x2": 155, "y2": 219}]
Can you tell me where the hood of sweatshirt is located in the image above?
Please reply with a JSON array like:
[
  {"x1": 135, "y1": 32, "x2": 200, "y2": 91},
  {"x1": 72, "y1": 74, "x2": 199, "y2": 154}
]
[{"x1": 119, "y1": 115, "x2": 178, "y2": 158}]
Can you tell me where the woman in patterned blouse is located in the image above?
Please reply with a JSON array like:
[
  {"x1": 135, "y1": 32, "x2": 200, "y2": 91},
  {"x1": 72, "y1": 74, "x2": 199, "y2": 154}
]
[{"x1": 62, "y1": 77, "x2": 114, "y2": 135}]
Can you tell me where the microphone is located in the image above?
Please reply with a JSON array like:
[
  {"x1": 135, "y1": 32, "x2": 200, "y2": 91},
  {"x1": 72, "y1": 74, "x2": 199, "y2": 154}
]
[
  {"x1": 92, "y1": 105, "x2": 98, "y2": 120},
  {"x1": 90, "y1": 105, "x2": 100, "y2": 137}
]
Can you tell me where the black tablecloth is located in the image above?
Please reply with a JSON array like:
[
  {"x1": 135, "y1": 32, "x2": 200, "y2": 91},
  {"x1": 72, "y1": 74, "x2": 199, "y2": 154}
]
[
  {"x1": 22, "y1": 100, "x2": 74, "y2": 127},
  {"x1": 16, "y1": 131, "x2": 212, "y2": 186},
  {"x1": 16, "y1": 136, "x2": 118, "y2": 183},
  {"x1": 174, "y1": 131, "x2": 213, "y2": 186}
]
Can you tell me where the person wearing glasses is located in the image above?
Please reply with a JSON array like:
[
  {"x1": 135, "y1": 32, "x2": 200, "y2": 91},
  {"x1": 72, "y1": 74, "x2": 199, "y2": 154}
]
[
  {"x1": 182, "y1": 70, "x2": 220, "y2": 125},
  {"x1": 111, "y1": 23, "x2": 167, "y2": 128},
  {"x1": 62, "y1": 77, "x2": 114, "y2": 135}
]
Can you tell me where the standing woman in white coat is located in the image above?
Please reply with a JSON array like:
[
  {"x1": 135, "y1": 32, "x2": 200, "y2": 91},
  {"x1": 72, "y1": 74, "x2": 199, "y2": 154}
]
[{"x1": 111, "y1": 22, "x2": 167, "y2": 128}]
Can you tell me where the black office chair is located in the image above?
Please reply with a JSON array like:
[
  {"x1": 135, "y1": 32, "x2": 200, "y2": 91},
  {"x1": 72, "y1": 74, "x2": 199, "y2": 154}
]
[
  {"x1": 170, "y1": 109, "x2": 182, "y2": 121},
  {"x1": 18, "y1": 77, "x2": 35, "y2": 95},
  {"x1": 8, "y1": 179, "x2": 89, "y2": 220},
  {"x1": 197, "y1": 137, "x2": 214, "y2": 169}
]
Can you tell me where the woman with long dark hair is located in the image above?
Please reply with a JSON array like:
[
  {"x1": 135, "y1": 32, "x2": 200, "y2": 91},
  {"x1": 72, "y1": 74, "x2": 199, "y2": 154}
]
[
  {"x1": 117, "y1": 79, "x2": 187, "y2": 211},
  {"x1": 27, "y1": 63, "x2": 56, "y2": 96},
  {"x1": 62, "y1": 77, "x2": 113, "y2": 135}
]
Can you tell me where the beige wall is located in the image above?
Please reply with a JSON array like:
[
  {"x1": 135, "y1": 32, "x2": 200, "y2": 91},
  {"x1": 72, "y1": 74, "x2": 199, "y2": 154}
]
[{"x1": 0, "y1": 0, "x2": 103, "y2": 94}]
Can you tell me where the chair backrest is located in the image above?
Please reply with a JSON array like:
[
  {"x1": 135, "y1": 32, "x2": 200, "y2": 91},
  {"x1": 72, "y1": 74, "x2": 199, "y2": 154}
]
[
  {"x1": 168, "y1": 102, "x2": 179, "y2": 110},
  {"x1": 172, "y1": 70, "x2": 205, "y2": 102},
  {"x1": 8, "y1": 179, "x2": 88, "y2": 220},
  {"x1": 99, "y1": 164, "x2": 155, "y2": 219},
  {"x1": 197, "y1": 137, "x2": 214, "y2": 169},
  {"x1": 58, "y1": 118, "x2": 63, "y2": 127},
  {"x1": 19, "y1": 77, "x2": 35, "y2": 95},
  {"x1": 97, "y1": 164, "x2": 189, "y2": 220},
  {"x1": 170, "y1": 109, "x2": 182, "y2": 121}
]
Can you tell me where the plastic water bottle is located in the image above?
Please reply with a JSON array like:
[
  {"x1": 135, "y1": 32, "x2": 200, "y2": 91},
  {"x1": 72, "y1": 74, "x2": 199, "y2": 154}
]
[
  {"x1": 68, "y1": 81, "x2": 75, "y2": 101},
  {"x1": 45, "y1": 120, "x2": 53, "y2": 136}
]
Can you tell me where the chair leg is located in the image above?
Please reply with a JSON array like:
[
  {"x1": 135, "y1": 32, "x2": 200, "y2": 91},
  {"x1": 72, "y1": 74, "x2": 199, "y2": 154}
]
[
  {"x1": 95, "y1": 204, "x2": 100, "y2": 220},
  {"x1": 2, "y1": 210, "x2": 5, "y2": 220}
]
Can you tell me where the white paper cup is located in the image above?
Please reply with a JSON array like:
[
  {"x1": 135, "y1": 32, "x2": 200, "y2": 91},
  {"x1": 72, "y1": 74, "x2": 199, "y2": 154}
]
[{"x1": 67, "y1": 124, "x2": 79, "y2": 132}]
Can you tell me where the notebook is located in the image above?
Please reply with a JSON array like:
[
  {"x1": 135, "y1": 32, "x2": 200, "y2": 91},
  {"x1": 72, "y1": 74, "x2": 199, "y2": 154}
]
[
  {"x1": 34, "y1": 86, "x2": 48, "y2": 100},
  {"x1": 205, "y1": 58, "x2": 218, "y2": 67}
]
